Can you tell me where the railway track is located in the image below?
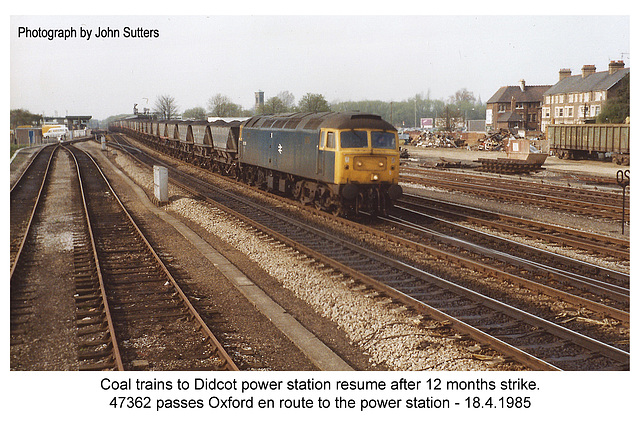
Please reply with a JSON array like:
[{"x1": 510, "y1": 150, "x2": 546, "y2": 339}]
[
  {"x1": 390, "y1": 195, "x2": 630, "y2": 311},
  {"x1": 68, "y1": 144, "x2": 238, "y2": 371},
  {"x1": 10, "y1": 144, "x2": 71, "y2": 366},
  {"x1": 10, "y1": 144, "x2": 57, "y2": 274},
  {"x1": 11, "y1": 143, "x2": 238, "y2": 371},
  {"x1": 370, "y1": 212, "x2": 629, "y2": 321},
  {"x1": 110, "y1": 135, "x2": 629, "y2": 371},
  {"x1": 396, "y1": 193, "x2": 630, "y2": 262},
  {"x1": 401, "y1": 167, "x2": 628, "y2": 220},
  {"x1": 11, "y1": 144, "x2": 85, "y2": 369}
]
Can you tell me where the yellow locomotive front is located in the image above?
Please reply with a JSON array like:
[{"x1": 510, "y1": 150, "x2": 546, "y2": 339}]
[
  {"x1": 334, "y1": 128, "x2": 400, "y2": 185},
  {"x1": 238, "y1": 112, "x2": 402, "y2": 216},
  {"x1": 323, "y1": 124, "x2": 402, "y2": 214}
]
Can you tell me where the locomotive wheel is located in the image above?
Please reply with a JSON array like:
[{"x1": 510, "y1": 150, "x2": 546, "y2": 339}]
[
  {"x1": 292, "y1": 182, "x2": 303, "y2": 200},
  {"x1": 330, "y1": 204, "x2": 343, "y2": 217},
  {"x1": 256, "y1": 170, "x2": 267, "y2": 190}
]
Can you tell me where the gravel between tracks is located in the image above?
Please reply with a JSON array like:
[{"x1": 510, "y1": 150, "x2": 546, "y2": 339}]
[
  {"x1": 11, "y1": 142, "x2": 625, "y2": 371},
  {"x1": 109, "y1": 144, "x2": 519, "y2": 371}
]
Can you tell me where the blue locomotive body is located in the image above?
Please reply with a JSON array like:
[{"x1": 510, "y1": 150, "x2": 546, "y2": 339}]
[{"x1": 109, "y1": 111, "x2": 401, "y2": 215}]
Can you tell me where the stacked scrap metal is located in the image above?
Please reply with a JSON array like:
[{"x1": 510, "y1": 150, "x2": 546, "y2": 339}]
[
  {"x1": 410, "y1": 131, "x2": 465, "y2": 148},
  {"x1": 477, "y1": 129, "x2": 516, "y2": 150}
]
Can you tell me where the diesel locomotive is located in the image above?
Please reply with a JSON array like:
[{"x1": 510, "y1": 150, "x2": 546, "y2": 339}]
[{"x1": 109, "y1": 111, "x2": 403, "y2": 215}]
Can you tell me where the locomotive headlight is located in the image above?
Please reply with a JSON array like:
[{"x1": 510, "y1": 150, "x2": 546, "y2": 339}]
[
  {"x1": 378, "y1": 161, "x2": 384, "y2": 167},
  {"x1": 357, "y1": 161, "x2": 363, "y2": 167},
  {"x1": 371, "y1": 174, "x2": 379, "y2": 181}
]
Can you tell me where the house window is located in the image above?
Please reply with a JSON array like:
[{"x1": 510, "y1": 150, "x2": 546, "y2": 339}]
[
  {"x1": 579, "y1": 105, "x2": 589, "y2": 118},
  {"x1": 584, "y1": 92, "x2": 590, "y2": 102},
  {"x1": 565, "y1": 106, "x2": 573, "y2": 118},
  {"x1": 516, "y1": 103, "x2": 524, "y2": 109},
  {"x1": 545, "y1": 96, "x2": 551, "y2": 104},
  {"x1": 555, "y1": 107, "x2": 564, "y2": 117},
  {"x1": 543, "y1": 108, "x2": 550, "y2": 118},
  {"x1": 568, "y1": 94, "x2": 574, "y2": 103}
]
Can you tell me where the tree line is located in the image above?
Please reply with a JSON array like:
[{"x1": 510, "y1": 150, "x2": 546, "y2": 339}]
[
  {"x1": 11, "y1": 79, "x2": 630, "y2": 131},
  {"x1": 152, "y1": 88, "x2": 487, "y2": 130},
  {"x1": 158, "y1": 91, "x2": 331, "y2": 122}
]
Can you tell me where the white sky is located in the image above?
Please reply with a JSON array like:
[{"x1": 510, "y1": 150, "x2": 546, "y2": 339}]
[{"x1": 9, "y1": 8, "x2": 632, "y2": 120}]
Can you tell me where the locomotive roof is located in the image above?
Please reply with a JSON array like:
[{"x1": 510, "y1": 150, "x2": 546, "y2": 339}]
[{"x1": 244, "y1": 112, "x2": 396, "y2": 132}]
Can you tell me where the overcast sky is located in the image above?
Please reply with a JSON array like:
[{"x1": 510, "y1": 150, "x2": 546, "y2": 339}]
[{"x1": 10, "y1": 13, "x2": 631, "y2": 120}]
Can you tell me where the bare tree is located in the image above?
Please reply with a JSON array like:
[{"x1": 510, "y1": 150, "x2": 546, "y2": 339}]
[
  {"x1": 277, "y1": 91, "x2": 296, "y2": 110},
  {"x1": 449, "y1": 88, "x2": 476, "y2": 104},
  {"x1": 154, "y1": 95, "x2": 179, "y2": 119}
]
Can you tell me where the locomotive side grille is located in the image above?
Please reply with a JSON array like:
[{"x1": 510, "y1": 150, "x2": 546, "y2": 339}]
[{"x1": 303, "y1": 118, "x2": 324, "y2": 130}]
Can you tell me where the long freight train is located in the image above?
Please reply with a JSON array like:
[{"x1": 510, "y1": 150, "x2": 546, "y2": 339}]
[{"x1": 109, "y1": 112, "x2": 403, "y2": 215}]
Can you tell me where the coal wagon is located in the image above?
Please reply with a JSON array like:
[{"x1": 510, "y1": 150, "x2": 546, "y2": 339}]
[{"x1": 547, "y1": 124, "x2": 630, "y2": 165}]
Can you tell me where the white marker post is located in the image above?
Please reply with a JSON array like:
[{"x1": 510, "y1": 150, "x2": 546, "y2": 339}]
[{"x1": 154, "y1": 165, "x2": 168, "y2": 205}]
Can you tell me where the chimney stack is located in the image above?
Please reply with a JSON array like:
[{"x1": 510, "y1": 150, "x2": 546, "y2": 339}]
[
  {"x1": 559, "y1": 68, "x2": 572, "y2": 81},
  {"x1": 519, "y1": 79, "x2": 526, "y2": 92},
  {"x1": 608, "y1": 60, "x2": 625, "y2": 74},
  {"x1": 581, "y1": 64, "x2": 596, "y2": 78}
]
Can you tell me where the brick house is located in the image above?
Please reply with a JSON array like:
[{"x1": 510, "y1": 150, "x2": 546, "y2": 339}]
[
  {"x1": 540, "y1": 61, "x2": 629, "y2": 131},
  {"x1": 486, "y1": 80, "x2": 551, "y2": 133}
]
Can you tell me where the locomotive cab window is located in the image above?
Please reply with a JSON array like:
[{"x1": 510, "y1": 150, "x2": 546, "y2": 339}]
[
  {"x1": 372, "y1": 131, "x2": 397, "y2": 149},
  {"x1": 326, "y1": 132, "x2": 335, "y2": 149},
  {"x1": 340, "y1": 130, "x2": 368, "y2": 148}
]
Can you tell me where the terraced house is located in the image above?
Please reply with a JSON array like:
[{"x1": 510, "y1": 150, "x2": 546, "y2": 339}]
[
  {"x1": 486, "y1": 80, "x2": 551, "y2": 134},
  {"x1": 541, "y1": 61, "x2": 629, "y2": 131}
]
